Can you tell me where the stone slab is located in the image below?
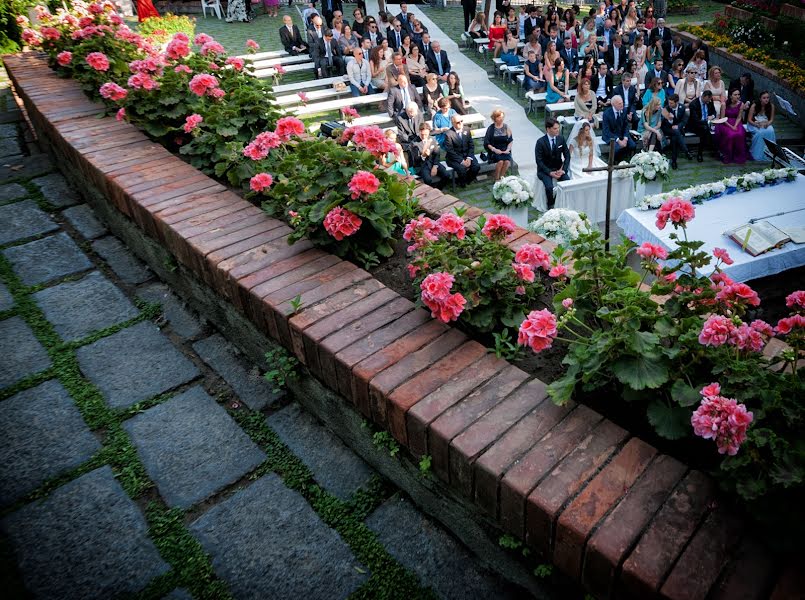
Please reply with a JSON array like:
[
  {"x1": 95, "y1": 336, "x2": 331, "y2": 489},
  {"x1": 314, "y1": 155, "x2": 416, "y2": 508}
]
[
  {"x1": 0, "y1": 154, "x2": 52, "y2": 182},
  {"x1": 3, "y1": 232, "x2": 93, "y2": 286},
  {"x1": 0, "y1": 199, "x2": 58, "y2": 245},
  {"x1": 33, "y1": 271, "x2": 139, "y2": 342},
  {"x1": 190, "y1": 473, "x2": 367, "y2": 599},
  {"x1": 31, "y1": 172, "x2": 79, "y2": 208},
  {"x1": 76, "y1": 321, "x2": 199, "y2": 409},
  {"x1": 0, "y1": 316, "x2": 51, "y2": 389},
  {"x1": 137, "y1": 282, "x2": 203, "y2": 339},
  {"x1": 123, "y1": 386, "x2": 266, "y2": 508},
  {"x1": 267, "y1": 403, "x2": 373, "y2": 501},
  {"x1": 62, "y1": 204, "x2": 108, "y2": 240},
  {"x1": 366, "y1": 496, "x2": 521, "y2": 599},
  {"x1": 0, "y1": 182, "x2": 27, "y2": 204},
  {"x1": 0, "y1": 466, "x2": 169, "y2": 599},
  {"x1": 92, "y1": 236, "x2": 151, "y2": 285},
  {"x1": 0, "y1": 380, "x2": 101, "y2": 506},
  {"x1": 193, "y1": 334, "x2": 281, "y2": 411},
  {"x1": 0, "y1": 281, "x2": 13, "y2": 311},
  {"x1": 162, "y1": 589, "x2": 193, "y2": 600}
]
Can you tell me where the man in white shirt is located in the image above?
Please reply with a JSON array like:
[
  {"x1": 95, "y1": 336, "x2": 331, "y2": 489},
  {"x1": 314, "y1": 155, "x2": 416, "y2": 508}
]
[{"x1": 347, "y1": 47, "x2": 373, "y2": 97}]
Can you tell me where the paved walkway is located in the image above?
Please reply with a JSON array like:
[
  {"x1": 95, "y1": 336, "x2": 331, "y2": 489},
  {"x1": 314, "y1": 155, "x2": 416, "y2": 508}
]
[{"x1": 0, "y1": 76, "x2": 524, "y2": 599}]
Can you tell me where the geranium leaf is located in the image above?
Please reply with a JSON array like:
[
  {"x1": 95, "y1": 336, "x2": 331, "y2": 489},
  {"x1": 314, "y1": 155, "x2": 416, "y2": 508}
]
[
  {"x1": 646, "y1": 400, "x2": 689, "y2": 440},
  {"x1": 611, "y1": 355, "x2": 668, "y2": 390}
]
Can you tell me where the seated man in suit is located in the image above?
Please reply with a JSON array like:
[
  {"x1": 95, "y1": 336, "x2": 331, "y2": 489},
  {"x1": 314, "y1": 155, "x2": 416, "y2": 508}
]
[
  {"x1": 365, "y1": 19, "x2": 384, "y2": 47},
  {"x1": 279, "y1": 15, "x2": 308, "y2": 56},
  {"x1": 540, "y1": 24, "x2": 563, "y2": 55},
  {"x1": 644, "y1": 57, "x2": 669, "y2": 90},
  {"x1": 385, "y1": 52, "x2": 409, "y2": 88},
  {"x1": 602, "y1": 95, "x2": 636, "y2": 162},
  {"x1": 301, "y1": 2, "x2": 319, "y2": 30},
  {"x1": 444, "y1": 114, "x2": 480, "y2": 187},
  {"x1": 320, "y1": 0, "x2": 342, "y2": 29},
  {"x1": 426, "y1": 41, "x2": 451, "y2": 83},
  {"x1": 612, "y1": 75, "x2": 641, "y2": 129},
  {"x1": 661, "y1": 93, "x2": 692, "y2": 169},
  {"x1": 590, "y1": 62, "x2": 613, "y2": 107},
  {"x1": 387, "y1": 19, "x2": 405, "y2": 51},
  {"x1": 688, "y1": 90, "x2": 716, "y2": 162},
  {"x1": 524, "y1": 6, "x2": 544, "y2": 39},
  {"x1": 649, "y1": 17, "x2": 672, "y2": 46},
  {"x1": 307, "y1": 15, "x2": 325, "y2": 54},
  {"x1": 418, "y1": 32, "x2": 433, "y2": 57},
  {"x1": 395, "y1": 103, "x2": 425, "y2": 167},
  {"x1": 728, "y1": 72, "x2": 755, "y2": 109},
  {"x1": 386, "y1": 74, "x2": 423, "y2": 117},
  {"x1": 415, "y1": 123, "x2": 449, "y2": 189},
  {"x1": 559, "y1": 37, "x2": 579, "y2": 79},
  {"x1": 535, "y1": 117, "x2": 570, "y2": 209},
  {"x1": 605, "y1": 34, "x2": 627, "y2": 76},
  {"x1": 596, "y1": 18, "x2": 616, "y2": 51},
  {"x1": 346, "y1": 47, "x2": 374, "y2": 97},
  {"x1": 665, "y1": 34, "x2": 686, "y2": 65},
  {"x1": 311, "y1": 29, "x2": 345, "y2": 78}
]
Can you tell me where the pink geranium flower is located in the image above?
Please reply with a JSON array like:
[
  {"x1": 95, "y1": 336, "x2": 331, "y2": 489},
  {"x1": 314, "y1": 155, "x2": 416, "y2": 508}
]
[
  {"x1": 86, "y1": 51, "x2": 110, "y2": 71},
  {"x1": 713, "y1": 247, "x2": 734, "y2": 265},
  {"x1": 698, "y1": 315, "x2": 735, "y2": 347},
  {"x1": 56, "y1": 51, "x2": 73, "y2": 66},
  {"x1": 481, "y1": 214, "x2": 516, "y2": 240},
  {"x1": 655, "y1": 197, "x2": 695, "y2": 230},
  {"x1": 515, "y1": 243, "x2": 551, "y2": 270},
  {"x1": 715, "y1": 282, "x2": 760, "y2": 308},
  {"x1": 249, "y1": 173, "x2": 274, "y2": 193},
  {"x1": 549, "y1": 264, "x2": 567, "y2": 278},
  {"x1": 436, "y1": 213, "x2": 466, "y2": 239},
  {"x1": 183, "y1": 114, "x2": 203, "y2": 133},
  {"x1": 518, "y1": 309, "x2": 558, "y2": 353},
  {"x1": 194, "y1": 33, "x2": 213, "y2": 45},
  {"x1": 420, "y1": 272, "x2": 455, "y2": 302},
  {"x1": 786, "y1": 290, "x2": 805, "y2": 310},
  {"x1": 424, "y1": 292, "x2": 466, "y2": 323},
  {"x1": 201, "y1": 41, "x2": 226, "y2": 56},
  {"x1": 243, "y1": 131, "x2": 282, "y2": 160},
  {"x1": 403, "y1": 215, "x2": 440, "y2": 252},
  {"x1": 115, "y1": 107, "x2": 126, "y2": 121},
  {"x1": 691, "y1": 392, "x2": 753, "y2": 455},
  {"x1": 776, "y1": 314, "x2": 805, "y2": 335},
  {"x1": 636, "y1": 242, "x2": 668, "y2": 260},
  {"x1": 275, "y1": 116, "x2": 306, "y2": 140},
  {"x1": 323, "y1": 207, "x2": 362, "y2": 240},
  {"x1": 174, "y1": 65, "x2": 193, "y2": 74},
  {"x1": 348, "y1": 170, "x2": 380, "y2": 199},
  {"x1": 99, "y1": 82, "x2": 127, "y2": 101},
  {"x1": 165, "y1": 35, "x2": 191, "y2": 60},
  {"x1": 246, "y1": 39, "x2": 260, "y2": 51},
  {"x1": 512, "y1": 262, "x2": 535, "y2": 283},
  {"x1": 188, "y1": 73, "x2": 220, "y2": 97}
]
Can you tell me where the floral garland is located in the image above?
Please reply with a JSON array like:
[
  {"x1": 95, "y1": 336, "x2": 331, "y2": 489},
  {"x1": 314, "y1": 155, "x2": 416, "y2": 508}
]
[
  {"x1": 491, "y1": 176, "x2": 534, "y2": 209},
  {"x1": 636, "y1": 167, "x2": 797, "y2": 210}
]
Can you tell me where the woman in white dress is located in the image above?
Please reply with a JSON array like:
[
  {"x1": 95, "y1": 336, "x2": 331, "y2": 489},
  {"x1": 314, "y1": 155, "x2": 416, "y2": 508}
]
[
  {"x1": 567, "y1": 120, "x2": 601, "y2": 179},
  {"x1": 703, "y1": 65, "x2": 726, "y2": 115},
  {"x1": 629, "y1": 34, "x2": 648, "y2": 85}
]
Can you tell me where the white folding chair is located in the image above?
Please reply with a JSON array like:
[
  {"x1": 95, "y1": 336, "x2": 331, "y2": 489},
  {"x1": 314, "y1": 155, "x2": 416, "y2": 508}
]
[{"x1": 201, "y1": 0, "x2": 223, "y2": 19}]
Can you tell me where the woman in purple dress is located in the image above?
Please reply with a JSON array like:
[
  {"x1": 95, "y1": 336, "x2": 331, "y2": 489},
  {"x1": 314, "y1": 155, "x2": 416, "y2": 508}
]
[{"x1": 715, "y1": 88, "x2": 748, "y2": 164}]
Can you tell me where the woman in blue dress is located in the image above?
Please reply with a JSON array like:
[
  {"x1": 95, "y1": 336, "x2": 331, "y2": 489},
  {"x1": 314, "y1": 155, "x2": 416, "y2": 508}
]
[
  {"x1": 746, "y1": 91, "x2": 777, "y2": 161},
  {"x1": 545, "y1": 58, "x2": 569, "y2": 104},
  {"x1": 432, "y1": 97, "x2": 456, "y2": 148}
]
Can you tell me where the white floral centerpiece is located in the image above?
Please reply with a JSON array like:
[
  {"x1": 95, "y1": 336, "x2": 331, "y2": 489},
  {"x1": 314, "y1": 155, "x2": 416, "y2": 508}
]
[
  {"x1": 629, "y1": 151, "x2": 671, "y2": 184},
  {"x1": 491, "y1": 175, "x2": 534, "y2": 227},
  {"x1": 637, "y1": 167, "x2": 797, "y2": 210},
  {"x1": 529, "y1": 209, "x2": 593, "y2": 246}
]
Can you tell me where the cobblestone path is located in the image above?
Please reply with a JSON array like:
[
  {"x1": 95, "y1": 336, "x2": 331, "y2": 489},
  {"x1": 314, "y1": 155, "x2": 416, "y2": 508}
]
[{"x1": 0, "y1": 74, "x2": 525, "y2": 599}]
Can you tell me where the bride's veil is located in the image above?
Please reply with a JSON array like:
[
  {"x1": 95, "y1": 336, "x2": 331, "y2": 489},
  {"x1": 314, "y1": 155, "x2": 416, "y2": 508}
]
[{"x1": 567, "y1": 119, "x2": 600, "y2": 157}]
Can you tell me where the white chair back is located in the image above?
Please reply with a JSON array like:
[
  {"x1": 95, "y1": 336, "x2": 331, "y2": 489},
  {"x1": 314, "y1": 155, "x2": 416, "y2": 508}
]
[{"x1": 201, "y1": 0, "x2": 223, "y2": 19}]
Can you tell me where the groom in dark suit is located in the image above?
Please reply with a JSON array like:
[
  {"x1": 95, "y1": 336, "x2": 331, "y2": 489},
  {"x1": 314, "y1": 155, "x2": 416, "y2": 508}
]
[{"x1": 535, "y1": 117, "x2": 571, "y2": 209}]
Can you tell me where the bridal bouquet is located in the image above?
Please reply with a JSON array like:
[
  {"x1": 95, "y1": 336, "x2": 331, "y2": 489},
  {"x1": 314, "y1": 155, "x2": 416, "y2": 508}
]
[
  {"x1": 491, "y1": 176, "x2": 534, "y2": 210},
  {"x1": 629, "y1": 151, "x2": 670, "y2": 184},
  {"x1": 529, "y1": 209, "x2": 592, "y2": 245}
]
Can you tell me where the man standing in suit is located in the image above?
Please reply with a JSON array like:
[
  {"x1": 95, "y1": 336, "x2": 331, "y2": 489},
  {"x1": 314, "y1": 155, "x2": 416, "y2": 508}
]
[
  {"x1": 602, "y1": 96, "x2": 635, "y2": 162},
  {"x1": 415, "y1": 123, "x2": 449, "y2": 189},
  {"x1": 395, "y1": 103, "x2": 425, "y2": 167},
  {"x1": 688, "y1": 90, "x2": 716, "y2": 162},
  {"x1": 649, "y1": 17, "x2": 671, "y2": 46},
  {"x1": 462, "y1": 0, "x2": 477, "y2": 32},
  {"x1": 535, "y1": 118, "x2": 571, "y2": 209},
  {"x1": 320, "y1": 0, "x2": 342, "y2": 28},
  {"x1": 444, "y1": 115, "x2": 480, "y2": 187},
  {"x1": 397, "y1": 3, "x2": 413, "y2": 33},
  {"x1": 279, "y1": 15, "x2": 308, "y2": 56},
  {"x1": 427, "y1": 41, "x2": 451, "y2": 83},
  {"x1": 612, "y1": 76, "x2": 640, "y2": 129},
  {"x1": 590, "y1": 62, "x2": 613, "y2": 106},
  {"x1": 662, "y1": 94, "x2": 691, "y2": 169},
  {"x1": 644, "y1": 57, "x2": 668, "y2": 90},
  {"x1": 386, "y1": 74, "x2": 423, "y2": 117},
  {"x1": 559, "y1": 37, "x2": 579, "y2": 79},
  {"x1": 605, "y1": 34, "x2": 627, "y2": 76},
  {"x1": 524, "y1": 6, "x2": 544, "y2": 39},
  {"x1": 312, "y1": 29, "x2": 345, "y2": 78}
]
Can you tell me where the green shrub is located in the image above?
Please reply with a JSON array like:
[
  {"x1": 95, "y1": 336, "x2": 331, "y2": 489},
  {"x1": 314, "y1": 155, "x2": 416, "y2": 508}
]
[{"x1": 137, "y1": 13, "x2": 196, "y2": 44}]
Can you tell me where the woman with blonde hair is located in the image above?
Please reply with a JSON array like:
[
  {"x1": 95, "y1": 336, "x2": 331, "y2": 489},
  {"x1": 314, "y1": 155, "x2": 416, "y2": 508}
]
[
  {"x1": 703, "y1": 65, "x2": 726, "y2": 114},
  {"x1": 674, "y1": 65, "x2": 703, "y2": 108},
  {"x1": 422, "y1": 72, "x2": 444, "y2": 117},
  {"x1": 639, "y1": 97, "x2": 666, "y2": 152},
  {"x1": 686, "y1": 49, "x2": 707, "y2": 82},
  {"x1": 468, "y1": 12, "x2": 487, "y2": 39},
  {"x1": 543, "y1": 40, "x2": 560, "y2": 68},
  {"x1": 574, "y1": 78, "x2": 597, "y2": 124},
  {"x1": 483, "y1": 109, "x2": 513, "y2": 181}
]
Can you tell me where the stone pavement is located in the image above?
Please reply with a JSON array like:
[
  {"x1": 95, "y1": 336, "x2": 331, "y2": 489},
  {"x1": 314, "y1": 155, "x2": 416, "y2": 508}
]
[{"x1": 0, "y1": 74, "x2": 525, "y2": 599}]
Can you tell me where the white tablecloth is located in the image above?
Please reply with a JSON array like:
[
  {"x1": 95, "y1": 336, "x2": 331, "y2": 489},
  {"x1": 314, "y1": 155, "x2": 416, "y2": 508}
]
[
  {"x1": 616, "y1": 174, "x2": 805, "y2": 282},
  {"x1": 533, "y1": 164, "x2": 635, "y2": 224}
]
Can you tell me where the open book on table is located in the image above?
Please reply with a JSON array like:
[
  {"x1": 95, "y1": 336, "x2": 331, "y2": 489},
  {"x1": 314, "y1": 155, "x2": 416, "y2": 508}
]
[{"x1": 726, "y1": 221, "x2": 791, "y2": 256}]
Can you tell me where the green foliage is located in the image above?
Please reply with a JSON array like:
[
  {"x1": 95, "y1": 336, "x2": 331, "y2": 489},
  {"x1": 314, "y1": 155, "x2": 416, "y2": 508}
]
[
  {"x1": 372, "y1": 431, "x2": 400, "y2": 457},
  {"x1": 263, "y1": 347, "x2": 299, "y2": 393},
  {"x1": 418, "y1": 455, "x2": 432, "y2": 477},
  {"x1": 533, "y1": 563, "x2": 553, "y2": 579},
  {"x1": 498, "y1": 534, "x2": 522, "y2": 550},
  {"x1": 491, "y1": 328, "x2": 523, "y2": 360},
  {"x1": 137, "y1": 13, "x2": 196, "y2": 44},
  {"x1": 288, "y1": 294, "x2": 304, "y2": 314}
]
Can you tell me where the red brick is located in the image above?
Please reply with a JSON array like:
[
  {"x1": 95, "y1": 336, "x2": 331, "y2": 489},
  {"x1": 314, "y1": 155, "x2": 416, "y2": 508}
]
[
  {"x1": 474, "y1": 400, "x2": 574, "y2": 519},
  {"x1": 710, "y1": 539, "x2": 775, "y2": 600},
  {"x1": 414, "y1": 187, "x2": 446, "y2": 212},
  {"x1": 583, "y1": 454, "x2": 686, "y2": 598},
  {"x1": 498, "y1": 406, "x2": 602, "y2": 536},
  {"x1": 406, "y1": 353, "x2": 508, "y2": 458},
  {"x1": 386, "y1": 341, "x2": 489, "y2": 446},
  {"x1": 619, "y1": 471, "x2": 716, "y2": 599},
  {"x1": 173, "y1": 204, "x2": 261, "y2": 239},
  {"x1": 275, "y1": 266, "x2": 372, "y2": 324},
  {"x1": 449, "y1": 379, "x2": 549, "y2": 497},
  {"x1": 367, "y1": 328, "x2": 466, "y2": 428},
  {"x1": 525, "y1": 420, "x2": 628, "y2": 554},
  {"x1": 425, "y1": 192, "x2": 462, "y2": 214},
  {"x1": 428, "y1": 366, "x2": 529, "y2": 482},
  {"x1": 659, "y1": 509, "x2": 742, "y2": 600},
  {"x1": 334, "y1": 308, "x2": 432, "y2": 401},
  {"x1": 232, "y1": 248, "x2": 327, "y2": 309}
]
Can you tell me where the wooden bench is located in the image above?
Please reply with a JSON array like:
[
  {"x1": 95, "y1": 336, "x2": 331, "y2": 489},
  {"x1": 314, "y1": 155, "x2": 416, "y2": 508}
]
[
  {"x1": 545, "y1": 101, "x2": 576, "y2": 117},
  {"x1": 275, "y1": 86, "x2": 351, "y2": 107},
  {"x1": 526, "y1": 89, "x2": 576, "y2": 114},
  {"x1": 250, "y1": 54, "x2": 313, "y2": 70},
  {"x1": 291, "y1": 91, "x2": 390, "y2": 116},
  {"x1": 252, "y1": 62, "x2": 315, "y2": 79},
  {"x1": 273, "y1": 75, "x2": 348, "y2": 95},
  {"x1": 237, "y1": 50, "x2": 288, "y2": 61}
]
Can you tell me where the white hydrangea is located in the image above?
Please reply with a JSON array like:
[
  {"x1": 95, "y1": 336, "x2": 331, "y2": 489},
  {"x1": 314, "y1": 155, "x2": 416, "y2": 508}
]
[
  {"x1": 629, "y1": 151, "x2": 670, "y2": 183},
  {"x1": 492, "y1": 176, "x2": 533, "y2": 209},
  {"x1": 528, "y1": 209, "x2": 593, "y2": 245}
]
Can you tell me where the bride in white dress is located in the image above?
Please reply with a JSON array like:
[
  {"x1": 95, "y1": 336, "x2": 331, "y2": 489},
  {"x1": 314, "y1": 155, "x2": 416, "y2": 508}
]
[{"x1": 567, "y1": 120, "x2": 604, "y2": 179}]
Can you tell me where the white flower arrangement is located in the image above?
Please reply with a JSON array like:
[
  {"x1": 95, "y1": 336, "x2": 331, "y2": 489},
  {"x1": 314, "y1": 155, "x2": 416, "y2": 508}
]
[
  {"x1": 629, "y1": 151, "x2": 670, "y2": 184},
  {"x1": 636, "y1": 167, "x2": 797, "y2": 210},
  {"x1": 491, "y1": 176, "x2": 533, "y2": 209},
  {"x1": 528, "y1": 208, "x2": 593, "y2": 245}
]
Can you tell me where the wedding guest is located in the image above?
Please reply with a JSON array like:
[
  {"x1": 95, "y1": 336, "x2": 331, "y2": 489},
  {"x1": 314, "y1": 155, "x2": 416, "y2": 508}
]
[
  {"x1": 483, "y1": 109, "x2": 514, "y2": 181},
  {"x1": 602, "y1": 95, "x2": 635, "y2": 162},
  {"x1": 688, "y1": 89, "x2": 716, "y2": 162},
  {"x1": 388, "y1": 19, "x2": 405, "y2": 51},
  {"x1": 444, "y1": 114, "x2": 481, "y2": 187},
  {"x1": 352, "y1": 7, "x2": 367, "y2": 39},
  {"x1": 605, "y1": 34, "x2": 627, "y2": 76},
  {"x1": 685, "y1": 38, "x2": 709, "y2": 67},
  {"x1": 579, "y1": 55, "x2": 596, "y2": 80},
  {"x1": 674, "y1": 66, "x2": 703, "y2": 109},
  {"x1": 432, "y1": 97, "x2": 456, "y2": 147},
  {"x1": 715, "y1": 88, "x2": 748, "y2": 164},
  {"x1": 639, "y1": 97, "x2": 666, "y2": 152},
  {"x1": 629, "y1": 33, "x2": 648, "y2": 84},
  {"x1": 469, "y1": 12, "x2": 488, "y2": 39},
  {"x1": 649, "y1": 17, "x2": 671, "y2": 45},
  {"x1": 665, "y1": 34, "x2": 686, "y2": 65},
  {"x1": 543, "y1": 40, "x2": 561, "y2": 68},
  {"x1": 644, "y1": 5, "x2": 656, "y2": 30},
  {"x1": 395, "y1": 103, "x2": 424, "y2": 166},
  {"x1": 523, "y1": 50, "x2": 546, "y2": 92},
  {"x1": 381, "y1": 129, "x2": 412, "y2": 176},
  {"x1": 546, "y1": 58, "x2": 571, "y2": 104},
  {"x1": 746, "y1": 91, "x2": 776, "y2": 161},
  {"x1": 590, "y1": 62, "x2": 613, "y2": 106},
  {"x1": 463, "y1": 0, "x2": 478, "y2": 32},
  {"x1": 499, "y1": 30, "x2": 521, "y2": 66},
  {"x1": 574, "y1": 77, "x2": 598, "y2": 123},
  {"x1": 406, "y1": 45, "x2": 428, "y2": 87},
  {"x1": 644, "y1": 57, "x2": 668, "y2": 90},
  {"x1": 409, "y1": 17, "x2": 427, "y2": 46},
  {"x1": 642, "y1": 77, "x2": 666, "y2": 109},
  {"x1": 524, "y1": 6, "x2": 544, "y2": 39},
  {"x1": 686, "y1": 49, "x2": 707, "y2": 82},
  {"x1": 347, "y1": 47, "x2": 373, "y2": 96},
  {"x1": 522, "y1": 33, "x2": 543, "y2": 61},
  {"x1": 365, "y1": 19, "x2": 383, "y2": 46},
  {"x1": 535, "y1": 117, "x2": 571, "y2": 208},
  {"x1": 669, "y1": 58, "x2": 684, "y2": 88},
  {"x1": 426, "y1": 41, "x2": 451, "y2": 83},
  {"x1": 422, "y1": 72, "x2": 444, "y2": 117},
  {"x1": 489, "y1": 12, "x2": 507, "y2": 57},
  {"x1": 338, "y1": 24, "x2": 360, "y2": 56},
  {"x1": 311, "y1": 30, "x2": 345, "y2": 78},
  {"x1": 415, "y1": 123, "x2": 449, "y2": 189},
  {"x1": 385, "y1": 52, "x2": 409, "y2": 88},
  {"x1": 507, "y1": 6, "x2": 519, "y2": 36},
  {"x1": 541, "y1": 23, "x2": 563, "y2": 55},
  {"x1": 369, "y1": 46, "x2": 388, "y2": 91},
  {"x1": 560, "y1": 36, "x2": 580, "y2": 77},
  {"x1": 613, "y1": 74, "x2": 640, "y2": 129},
  {"x1": 728, "y1": 72, "x2": 755, "y2": 109},
  {"x1": 662, "y1": 94, "x2": 691, "y2": 169},
  {"x1": 441, "y1": 71, "x2": 467, "y2": 115},
  {"x1": 280, "y1": 15, "x2": 308, "y2": 56},
  {"x1": 320, "y1": 0, "x2": 342, "y2": 29},
  {"x1": 386, "y1": 74, "x2": 422, "y2": 117}
]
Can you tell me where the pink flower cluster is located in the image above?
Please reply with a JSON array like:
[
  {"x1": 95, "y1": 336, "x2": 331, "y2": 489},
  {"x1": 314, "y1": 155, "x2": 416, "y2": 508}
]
[
  {"x1": 323, "y1": 207, "x2": 362, "y2": 240},
  {"x1": 512, "y1": 262, "x2": 535, "y2": 283},
  {"x1": 655, "y1": 197, "x2": 695, "y2": 230},
  {"x1": 341, "y1": 106, "x2": 360, "y2": 121},
  {"x1": 99, "y1": 82, "x2": 127, "y2": 101},
  {"x1": 86, "y1": 51, "x2": 110, "y2": 71},
  {"x1": 249, "y1": 173, "x2": 274, "y2": 193},
  {"x1": 518, "y1": 309, "x2": 558, "y2": 353},
  {"x1": 116, "y1": 107, "x2": 126, "y2": 121},
  {"x1": 714, "y1": 280, "x2": 760, "y2": 308},
  {"x1": 691, "y1": 383, "x2": 753, "y2": 455},
  {"x1": 39, "y1": 26, "x2": 61, "y2": 41},
  {"x1": 481, "y1": 214, "x2": 516, "y2": 240},
  {"x1": 403, "y1": 215, "x2": 440, "y2": 252},
  {"x1": 200, "y1": 41, "x2": 226, "y2": 56},
  {"x1": 188, "y1": 73, "x2": 223, "y2": 98},
  {"x1": 713, "y1": 247, "x2": 733, "y2": 265},
  {"x1": 348, "y1": 171, "x2": 380, "y2": 199},
  {"x1": 786, "y1": 290, "x2": 805, "y2": 311},
  {"x1": 776, "y1": 314, "x2": 805, "y2": 335},
  {"x1": 549, "y1": 264, "x2": 567, "y2": 278},
  {"x1": 698, "y1": 315, "x2": 773, "y2": 352},
  {"x1": 246, "y1": 39, "x2": 260, "y2": 51},
  {"x1": 341, "y1": 126, "x2": 397, "y2": 158},
  {"x1": 127, "y1": 72, "x2": 159, "y2": 91},
  {"x1": 21, "y1": 28, "x2": 42, "y2": 45},
  {"x1": 129, "y1": 57, "x2": 163, "y2": 76},
  {"x1": 436, "y1": 213, "x2": 465, "y2": 239},
  {"x1": 165, "y1": 32, "x2": 191, "y2": 59},
  {"x1": 243, "y1": 131, "x2": 282, "y2": 160},
  {"x1": 636, "y1": 242, "x2": 668, "y2": 261},
  {"x1": 275, "y1": 117, "x2": 306, "y2": 140},
  {"x1": 514, "y1": 243, "x2": 551, "y2": 271},
  {"x1": 420, "y1": 272, "x2": 466, "y2": 323},
  {"x1": 183, "y1": 114, "x2": 203, "y2": 133},
  {"x1": 194, "y1": 33, "x2": 213, "y2": 45},
  {"x1": 57, "y1": 51, "x2": 73, "y2": 66}
]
